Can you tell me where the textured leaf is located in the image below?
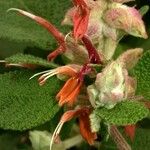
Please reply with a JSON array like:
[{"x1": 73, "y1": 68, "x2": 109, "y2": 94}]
[
  {"x1": 0, "y1": 0, "x2": 71, "y2": 50},
  {"x1": 95, "y1": 101, "x2": 149, "y2": 125},
  {"x1": 0, "y1": 70, "x2": 63, "y2": 130},
  {"x1": 5, "y1": 53, "x2": 59, "y2": 68},
  {"x1": 133, "y1": 50, "x2": 150, "y2": 99}
]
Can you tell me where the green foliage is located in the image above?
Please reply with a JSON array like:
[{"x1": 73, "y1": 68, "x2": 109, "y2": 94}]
[
  {"x1": 0, "y1": 0, "x2": 71, "y2": 50},
  {"x1": 0, "y1": 70, "x2": 63, "y2": 130},
  {"x1": 5, "y1": 53, "x2": 59, "y2": 68},
  {"x1": 133, "y1": 50, "x2": 150, "y2": 99},
  {"x1": 94, "y1": 101, "x2": 149, "y2": 125},
  {"x1": 139, "y1": 5, "x2": 149, "y2": 16},
  {"x1": 130, "y1": 127, "x2": 150, "y2": 150}
]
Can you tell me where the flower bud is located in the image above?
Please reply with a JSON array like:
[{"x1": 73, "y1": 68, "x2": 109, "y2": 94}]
[
  {"x1": 88, "y1": 61, "x2": 128, "y2": 109},
  {"x1": 103, "y1": 4, "x2": 147, "y2": 39},
  {"x1": 117, "y1": 48, "x2": 143, "y2": 70}
]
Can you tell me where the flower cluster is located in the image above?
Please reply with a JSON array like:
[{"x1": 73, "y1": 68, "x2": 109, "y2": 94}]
[{"x1": 8, "y1": 0, "x2": 148, "y2": 149}]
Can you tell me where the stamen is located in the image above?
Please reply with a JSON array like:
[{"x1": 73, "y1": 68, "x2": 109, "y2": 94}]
[
  {"x1": 0, "y1": 60, "x2": 6, "y2": 63},
  {"x1": 29, "y1": 70, "x2": 52, "y2": 80},
  {"x1": 64, "y1": 32, "x2": 72, "y2": 42},
  {"x1": 5, "y1": 63, "x2": 24, "y2": 67},
  {"x1": 50, "y1": 122, "x2": 64, "y2": 150}
]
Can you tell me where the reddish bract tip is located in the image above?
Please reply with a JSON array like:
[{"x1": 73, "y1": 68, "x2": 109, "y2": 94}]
[
  {"x1": 79, "y1": 109, "x2": 97, "y2": 145},
  {"x1": 60, "y1": 107, "x2": 97, "y2": 144},
  {"x1": 124, "y1": 125, "x2": 136, "y2": 141},
  {"x1": 72, "y1": 0, "x2": 90, "y2": 39}
]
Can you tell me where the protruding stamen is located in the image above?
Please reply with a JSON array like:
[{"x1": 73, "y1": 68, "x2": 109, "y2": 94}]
[
  {"x1": 50, "y1": 122, "x2": 64, "y2": 150},
  {"x1": 30, "y1": 66, "x2": 78, "y2": 86},
  {"x1": 29, "y1": 70, "x2": 51, "y2": 80}
]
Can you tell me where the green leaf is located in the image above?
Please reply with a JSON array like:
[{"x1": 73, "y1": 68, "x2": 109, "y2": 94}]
[
  {"x1": 139, "y1": 5, "x2": 149, "y2": 16},
  {"x1": 5, "y1": 53, "x2": 59, "y2": 68},
  {"x1": 133, "y1": 50, "x2": 150, "y2": 99},
  {"x1": 0, "y1": 0, "x2": 71, "y2": 50},
  {"x1": 95, "y1": 101, "x2": 149, "y2": 125},
  {"x1": 130, "y1": 127, "x2": 150, "y2": 150},
  {"x1": 0, "y1": 70, "x2": 63, "y2": 130}
]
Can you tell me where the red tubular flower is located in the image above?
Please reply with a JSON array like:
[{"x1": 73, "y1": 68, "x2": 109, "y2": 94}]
[
  {"x1": 72, "y1": 0, "x2": 90, "y2": 39},
  {"x1": 50, "y1": 107, "x2": 97, "y2": 150},
  {"x1": 82, "y1": 35, "x2": 102, "y2": 64},
  {"x1": 8, "y1": 8, "x2": 66, "y2": 61},
  {"x1": 124, "y1": 125, "x2": 136, "y2": 141}
]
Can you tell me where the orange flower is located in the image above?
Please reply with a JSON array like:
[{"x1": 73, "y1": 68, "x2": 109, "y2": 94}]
[
  {"x1": 50, "y1": 107, "x2": 97, "y2": 150},
  {"x1": 72, "y1": 0, "x2": 90, "y2": 39},
  {"x1": 56, "y1": 64, "x2": 91, "y2": 106},
  {"x1": 56, "y1": 76, "x2": 82, "y2": 106},
  {"x1": 29, "y1": 65, "x2": 79, "y2": 86}
]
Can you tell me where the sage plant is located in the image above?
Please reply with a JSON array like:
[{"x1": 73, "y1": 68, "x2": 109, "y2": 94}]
[{"x1": 2, "y1": 0, "x2": 150, "y2": 150}]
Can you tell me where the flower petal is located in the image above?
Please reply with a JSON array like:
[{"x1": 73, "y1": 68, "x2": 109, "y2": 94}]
[{"x1": 72, "y1": 0, "x2": 90, "y2": 39}]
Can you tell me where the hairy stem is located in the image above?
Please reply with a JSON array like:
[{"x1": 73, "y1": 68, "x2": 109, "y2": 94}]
[{"x1": 110, "y1": 125, "x2": 132, "y2": 150}]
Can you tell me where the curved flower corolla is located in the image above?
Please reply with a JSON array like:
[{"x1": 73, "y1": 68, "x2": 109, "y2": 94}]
[
  {"x1": 56, "y1": 76, "x2": 82, "y2": 106},
  {"x1": 57, "y1": 63, "x2": 91, "y2": 106},
  {"x1": 29, "y1": 65, "x2": 80, "y2": 86},
  {"x1": 50, "y1": 107, "x2": 97, "y2": 150},
  {"x1": 7, "y1": 8, "x2": 66, "y2": 61}
]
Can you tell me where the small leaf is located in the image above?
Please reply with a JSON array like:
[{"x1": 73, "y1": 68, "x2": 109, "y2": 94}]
[
  {"x1": 139, "y1": 5, "x2": 149, "y2": 16},
  {"x1": 5, "y1": 53, "x2": 59, "y2": 68},
  {"x1": 0, "y1": 70, "x2": 63, "y2": 130},
  {"x1": 133, "y1": 50, "x2": 150, "y2": 100},
  {"x1": 94, "y1": 101, "x2": 149, "y2": 125}
]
